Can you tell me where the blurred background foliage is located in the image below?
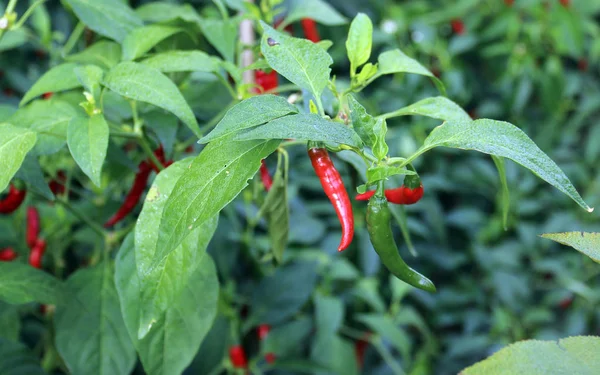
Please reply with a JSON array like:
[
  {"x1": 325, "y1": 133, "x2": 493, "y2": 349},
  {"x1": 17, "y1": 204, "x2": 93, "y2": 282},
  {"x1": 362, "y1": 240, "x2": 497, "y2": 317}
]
[{"x1": 1, "y1": 0, "x2": 599, "y2": 374}]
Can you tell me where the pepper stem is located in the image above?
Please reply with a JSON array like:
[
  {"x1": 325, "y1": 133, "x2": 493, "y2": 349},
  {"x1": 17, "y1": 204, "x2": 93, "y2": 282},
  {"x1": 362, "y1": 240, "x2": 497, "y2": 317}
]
[{"x1": 404, "y1": 164, "x2": 421, "y2": 189}]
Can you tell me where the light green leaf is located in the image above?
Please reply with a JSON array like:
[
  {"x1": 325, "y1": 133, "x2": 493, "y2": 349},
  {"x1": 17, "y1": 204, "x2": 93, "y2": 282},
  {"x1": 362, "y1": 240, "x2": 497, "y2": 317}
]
[
  {"x1": 122, "y1": 25, "x2": 185, "y2": 61},
  {"x1": 540, "y1": 232, "x2": 600, "y2": 263},
  {"x1": 103, "y1": 62, "x2": 201, "y2": 137},
  {"x1": 0, "y1": 263, "x2": 62, "y2": 305},
  {"x1": 141, "y1": 51, "x2": 218, "y2": 73},
  {"x1": 65, "y1": 41, "x2": 122, "y2": 69},
  {"x1": 234, "y1": 113, "x2": 363, "y2": 148},
  {"x1": 199, "y1": 95, "x2": 298, "y2": 144},
  {"x1": 346, "y1": 13, "x2": 373, "y2": 75},
  {"x1": 135, "y1": 2, "x2": 201, "y2": 23},
  {"x1": 376, "y1": 49, "x2": 446, "y2": 95},
  {"x1": 492, "y1": 155, "x2": 510, "y2": 230},
  {"x1": 74, "y1": 65, "x2": 104, "y2": 100},
  {"x1": 115, "y1": 234, "x2": 219, "y2": 375},
  {"x1": 0, "y1": 338, "x2": 45, "y2": 375},
  {"x1": 284, "y1": 0, "x2": 347, "y2": 27},
  {"x1": 198, "y1": 17, "x2": 238, "y2": 62},
  {"x1": 412, "y1": 119, "x2": 593, "y2": 212},
  {"x1": 63, "y1": 0, "x2": 142, "y2": 43},
  {"x1": 347, "y1": 94, "x2": 376, "y2": 148},
  {"x1": 20, "y1": 63, "x2": 81, "y2": 105},
  {"x1": 380, "y1": 96, "x2": 471, "y2": 122},
  {"x1": 460, "y1": 336, "x2": 600, "y2": 375},
  {"x1": 156, "y1": 138, "x2": 280, "y2": 262},
  {"x1": 0, "y1": 29, "x2": 28, "y2": 52},
  {"x1": 0, "y1": 123, "x2": 37, "y2": 192},
  {"x1": 260, "y1": 22, "x2": 333, "y2": 100},
  {"x1": 8, "y1": 100, "x2": 78, "y2": 155},
  {"x1": 67, "y1": 114, "x2": 109, "y2": 187},
  {"x1": 54, "y1": 263, "x2": 136, "y2": 375},
  {"x1": 134, "y1": 159, "x2": 218, "y2": 338},
  {"x1": 263, "y1": 153, "x2": 289, "y2": 263}
]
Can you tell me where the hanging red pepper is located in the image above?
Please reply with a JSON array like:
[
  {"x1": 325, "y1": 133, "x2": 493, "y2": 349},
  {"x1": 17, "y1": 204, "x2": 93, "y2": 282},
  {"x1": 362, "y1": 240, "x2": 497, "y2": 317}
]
[
  {"x1": 29, "y1": 239, "x2": 46, "y2": 269},
  {"x1": 451, "y1": 19, "x2": 465, "y2": 35},
  {"x1": 104, "y1": 161, "x2": 152, "y2": 228},
  {"x1": 308, "y1": 145, "x2": 354, "y2": 251},
  {"x1": 229, "y1": 345, "x2": 248, "y2": 369},
  {"x1": 0, "y1": 248, "x2": 17, "y2": 261},
  {"x1": 255, "y1": 70, "x2": 278, "y2": 94},
  {"x1": 356, "y1": 172, "x2": 424, "y2": 205},
  {"x1": 0, "y1": 184, "x2": 27, "y2": 214},
  {"x1": 49, "y1": 171, "x2": 66, "y2": 196},
  {"x1": 149, "y1": 145, "x2": 167, "y2": 173},
  {"x1": 26, "y1": 207, "x2": 40, "y2": 248},
  {"x1": 42, "y1": 92, "x2": 53, "y2": 100},
  {"x1": 259, "y1": 160, "x2": 273, "y2": 192},
  {"x1": 257, "y1": 324, "x2": 276, "y2": 364},
  {"x1": 301, "y1": 18, "x2": 320, "y2": 43}
]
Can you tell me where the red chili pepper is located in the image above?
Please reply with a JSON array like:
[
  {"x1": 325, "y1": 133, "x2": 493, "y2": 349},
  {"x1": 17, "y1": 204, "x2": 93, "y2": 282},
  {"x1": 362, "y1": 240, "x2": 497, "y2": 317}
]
[
  {"x1": 0, "y1": 248, "x2": 18, "y2": 261},
  {"x1": 49, "y1": 171, "x2": 67, "y2": 196},
  {"x1": 355, "y1": 185, "x2": 424, "y2": 205},
  {"x1": 308, "y1": 147, "x2": 354, "y2": 251},
  {"x1": 29, "y1": 239, "x2": 46, "y2": 269},
  {"x1": 255, "y1": 70, "x2": 278, "y2": 93},
  {"x1": 0, "y1": 184, "x2": 27, "y2": 214},
  {"x1": 104, "y1": 162, "x2": 152, "y2": 228},
  {"x1": 229, "y1": 345, "x2": 248, "y2": 369},
  {"x1": 26, "y1": 207, "x2": 40, "y2": 248},
  {"x1": 451, "y1": 19, "x2": 465, "y2": 35},
  {"x1": 259, "y1": 160, "x2": 273, "y2": 191},
  {"x1": 301, "y1": 18, "x2": 320, "y2": 43},
  {"x1": 559, "y1": 296, "x2": 573, "y2": 309},
  {"x1": 578, "y1": 58, "x2": 588, "y2": 72},
  {"x1": 42, "y1": 92, "x2": 53, "y2": 100},
  {"x1": 504, "y1": 0, "x2": 514, "y2": 6},
  {"x1": 560, "y1": 0, "x2": 570, "y2": 7},
  {"x1": 265, "y1": 352, "x2": 276, "y2": 364},
  {"x1": 257, "y1": 324, "x2": 270, "y2": 340},
  {"x1": 149, "y1": 145, "x2": 167, "y2": 173},
  {"x1": 355, "y1": 338, "x2": 369, "y2": 369}
]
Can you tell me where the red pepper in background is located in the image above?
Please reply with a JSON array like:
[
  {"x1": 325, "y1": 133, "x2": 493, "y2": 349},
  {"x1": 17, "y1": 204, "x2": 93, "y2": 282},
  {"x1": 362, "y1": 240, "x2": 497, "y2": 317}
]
[
  {"x1": 259, "y1": 160, "x2": 273, "y2": 192},
  {"x1": 560, "y1": 0, "x2": 570, "y2": 7},
  {"x1": 578, "y1": 58, "x2": 588, "y2": 72},
  {"x1": 29, "y1": 239, "x2": 46, "y2": 269},
  {"x1": 257, "y1": 324, "x2": 276, "y2": 363},
  {"x1": 0, "y1": 248, "x2": 18, "y2": 261},
  {"x1": 308, "y1": 146, "x2": 354, "y2": 251},
  {"x1": 355, "y1": 337, "x2": 369, "y2": 369},
  {"x1": 104, "y1": 161, "x2": 152, "y2": 228},
  {"x1": 26, "y1": 207, "x2": 40, "y2": 248},
  {"x1": 3, "y1": 88, "x2": 14, "y2": 97},
  {"x1": 149, "y1": 145, "x2": 167, "y2": 173},
  {"x1": 42, "y1": 92, "x2": 53, "y2": 100},
  {"x1": 254, "y1": 70, "x2": 278, "y2": 94},
  {"x1": 49, "y1": 171, "x2": 66, "y2": 196},
  {"x1": 301, "y1": 18, "x2": 320, "y2": 43},
  {"x1": 451, "y1": 19, "x2": 465, "y2": 35},
  {"x1": 0, "y1": 184, "x2": 27, "y2": 214},
  {"x1": 229, "y1": 345, "x2": 248, "y2": 369},
  {"x1": 559, "y1": 296, "x2": 573, "y2": 309},
  {"x1": 504, "y1": 0, "x2": 514, "y2": 6}
]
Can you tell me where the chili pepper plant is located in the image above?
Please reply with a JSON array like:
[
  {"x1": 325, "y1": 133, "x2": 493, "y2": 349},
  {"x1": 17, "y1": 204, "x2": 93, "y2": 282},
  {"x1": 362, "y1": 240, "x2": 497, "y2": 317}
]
[{"x1": 0, "y1": 0, "x2": 598, "y2": 374}]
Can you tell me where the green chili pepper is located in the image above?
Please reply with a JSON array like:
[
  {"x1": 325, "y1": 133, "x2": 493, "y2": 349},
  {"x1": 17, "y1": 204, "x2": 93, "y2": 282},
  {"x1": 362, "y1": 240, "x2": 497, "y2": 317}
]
[{"x1": 366, "y1": 193, "x2": 436, "y2": 292}]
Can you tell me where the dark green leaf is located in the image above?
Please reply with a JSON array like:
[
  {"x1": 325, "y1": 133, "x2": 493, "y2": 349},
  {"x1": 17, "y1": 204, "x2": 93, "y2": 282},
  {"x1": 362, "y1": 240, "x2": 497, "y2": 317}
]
[
  {"x1": 234, "y1": 113, "x2": 363, "y2": 148},
  {"x1": 65, "y1": 41, "x2": 122, "y2": 69},
  {"x1": 54, "y1": 263, "x2": 135, "y2": 375},
  {"x1": 0, "y1": 302, "x2": 20, "y2": 341},
  {"x1": 0, "y1": 262, "x2": 62, "y2": 305},
  {"x1": 263, "y1": 153, "x2": 289, "y2": 263},
  {"x1": 198, "y1": 17, "x2": 238, "y2": 62},
  {"x1": 491, "y1": 155, "x2": 510, "y2": 230},
  {"x1": 0, "y1": 338, "x2": 45, "y2": 375},
  {"x1": 15, "y1": 155, "x2": 54, "y2": 200},
  {"x1": 141, "y1": 51, "x2": 218, "y2": 73},
  {"x1": 284, "y1": 0, "x2": 347, "y2": 27}
]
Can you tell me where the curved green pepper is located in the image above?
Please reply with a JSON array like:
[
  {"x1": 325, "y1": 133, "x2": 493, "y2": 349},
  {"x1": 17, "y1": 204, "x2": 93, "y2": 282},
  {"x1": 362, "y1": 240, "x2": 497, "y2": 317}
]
[{"x1": 366, "y1": 194, "x2": 436, "y2": 292}]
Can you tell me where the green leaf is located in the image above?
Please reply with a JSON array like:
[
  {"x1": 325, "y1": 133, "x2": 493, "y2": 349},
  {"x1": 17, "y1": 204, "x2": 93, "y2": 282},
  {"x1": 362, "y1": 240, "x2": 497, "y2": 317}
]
[
  {"x1": 460, "y1": 336, "x2": 600, "y2": 375},
  {"x1": 540, "y1": 232, "x2": 600, "y2": 263},
  {"x1": 249, "y1": 262, "x2": 318, "y2": 326},
  {"x1": 413, "y1": 119, "x2": 593, "y2": 212},
  {"x1": 141, "y1": 51, "x2": 218, "y2": 73},
  {"x1": 355, "y1": 314, "x2": 410, "y2": 360},
  {"x1": 234, "y1": 113, "x2": 363, "y2": 148},
  {"x1": 311, "y1": 335, "x2": 358, "y2": 375},
  {"x1": 199, "y1": 95, "x2": 298, "y2": 144},
  {"x1": 115, "y1": 234, "x2": 219, "y2": 375},
  {"x1": 380, "y1": 96, "x2": 471, "y2": 122},
  {"x1": 0, "y1": 302, "x2": 20, "y2": 341},
  {"x1": 366, "y1": 165, "x2": 413, "y2": 182},
  {"x1": 371, "y1": 118, "x2": 388, "y2": 161},
  {"x1": 263, "y1": 318, "x2": 313, "y2": 358},
  {"x1": 135, "y1": 2, "x2": 201, "y2": 23},
  {"x1": 122, "y1": 25, "x2": 185, "y2": 61},
  {"x1": 103, "y1": 62, "x2": 201, "y2": 137},
  {"x1": 347, "y1": 94, "x2": 376, "y2": 148},
  {"x1": 0, "y1": 338, "x2": 45, "y2": 375},
  {"x1": 376, "y1": 49, "x2": 446, "y2": 96},
  {"x1": 134, "y1": 159, "x2": 219, "y2": 338},
  {"x1": 156, "y1": 138, "x2": 280, "y2": 263},
  {"x1": 0, "y1": 123, "x2": 37, "y2": 192},
  {"x1": 65, "y1": 41, "x2": 122, "y2": 69},
  {"x1": 67, "y1": 114, "x2": 109, "y2": 187},
  {"x1": 198, "y1": 17, "x2": 238, "y2": 62},
  {"x1": 314, "y1": 293, "x2": 344, "y2": 334},
  {"x1": 492, "y1": 155, "x2": 510, "y2": 230},
  {"x1": 263, "y1": 153, "x2": 289, "y2": 263},
  {"x1": 54, "y1": 263, "x2": 136, "y2": 375},
  {"x1": 346, "y1": 13, "x2": 373, "y2": 75},
  {"x1": 63, "y1": 0, "x2": 142, "y2": 43},
  {"x1": 284, "y1": 0, "x2": 347, "y2": 27},
  {"x1": 0, "y1": 29, "x2": 28, "y2": 52},
  {"x1": 0, "y1": 262, "x2": 62, "y2": 305},
  {"x1": 15, "y1": 155, "x2": 54, "y2": 200},
  {"x1": 29, "y1": 0, "x2": 52, "y2": 46},
  {"x1": 20, "y1": 63, "x2": 81, "y2": 105},
  {"x1": 74, "y1": 65, "x2": 104, "y2": 99},
  {"x1": 260, "y1": 22, "x2": 333, "y2": 100},
  {"x1": 9, "y1": 100, "x2": 78, "y2": 155}
]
